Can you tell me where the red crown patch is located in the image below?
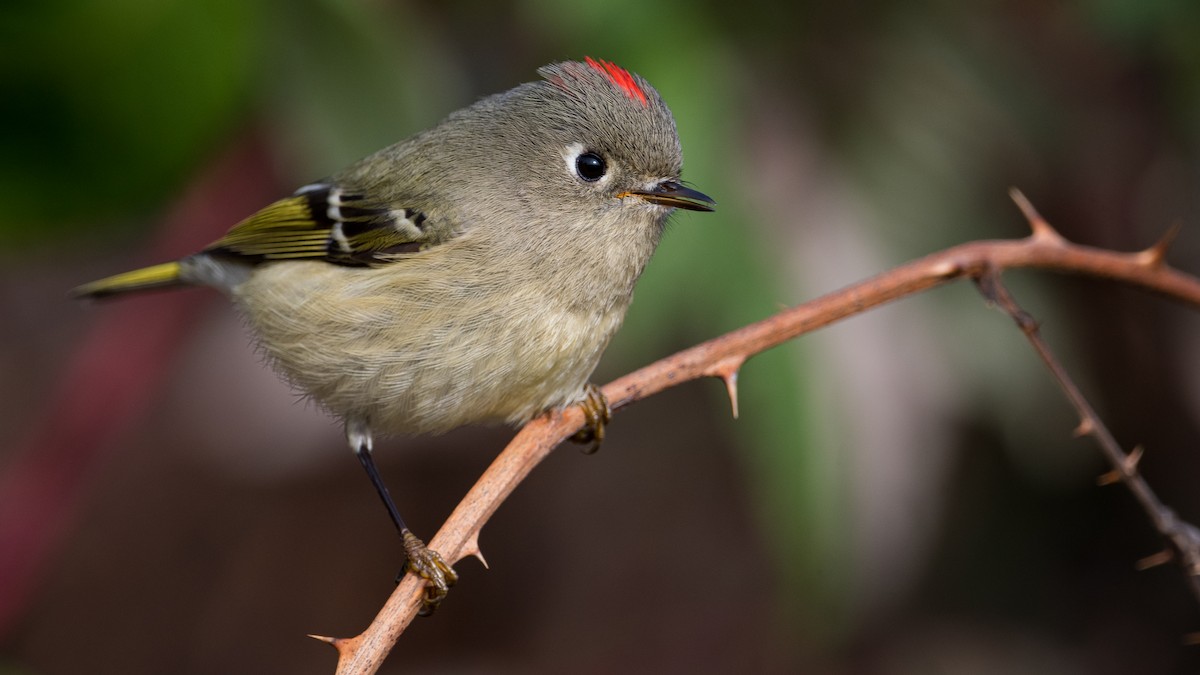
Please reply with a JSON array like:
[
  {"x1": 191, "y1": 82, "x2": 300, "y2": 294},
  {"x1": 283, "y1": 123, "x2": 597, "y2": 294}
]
[{"x1": 585, "y1": 57, "x2": 648, "y2": 106}]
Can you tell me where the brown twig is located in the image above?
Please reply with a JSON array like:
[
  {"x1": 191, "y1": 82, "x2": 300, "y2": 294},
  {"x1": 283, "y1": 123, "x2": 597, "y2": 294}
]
[
  {"x1": 324, "y1": 190, "x2": 1200, "y2": 673},
  {"x1": 973, "y1": 244, "x2": 1200, "y2": 607}
]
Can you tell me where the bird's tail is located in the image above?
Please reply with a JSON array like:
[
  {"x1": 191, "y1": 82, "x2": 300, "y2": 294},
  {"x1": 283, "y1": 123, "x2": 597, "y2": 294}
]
[{"x1": 71, "y1": 261, "x2": 185, "y2": 299}]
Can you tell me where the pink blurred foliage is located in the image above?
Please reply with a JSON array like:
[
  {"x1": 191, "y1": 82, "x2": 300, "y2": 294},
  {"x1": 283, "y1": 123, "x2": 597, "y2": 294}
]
[{"x1": 0, "y1": 133, "x2": 282, "y2": 635}]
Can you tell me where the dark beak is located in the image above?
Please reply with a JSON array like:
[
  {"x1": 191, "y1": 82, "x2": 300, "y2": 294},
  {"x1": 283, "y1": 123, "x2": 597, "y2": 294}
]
[{"x1": 626, "y1": 180, "x2": 716, "y2": 212}]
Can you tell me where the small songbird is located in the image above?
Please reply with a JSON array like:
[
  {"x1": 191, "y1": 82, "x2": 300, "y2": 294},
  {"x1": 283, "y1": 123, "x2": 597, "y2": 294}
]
[{"x1": 74, "y1": 58, "x2": 714, "y2": 613}]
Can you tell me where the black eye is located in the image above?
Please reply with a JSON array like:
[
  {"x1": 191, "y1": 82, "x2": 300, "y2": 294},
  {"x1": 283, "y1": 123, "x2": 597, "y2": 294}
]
[{"x1": 575, "y1": 152, "x2": 606, "y2": 182}]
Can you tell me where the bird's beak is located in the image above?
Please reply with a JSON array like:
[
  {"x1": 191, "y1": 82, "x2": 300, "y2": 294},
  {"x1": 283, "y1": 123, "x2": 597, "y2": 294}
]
[{"x1": 622, "y1": 180, "x2": 716, "y2": 212}]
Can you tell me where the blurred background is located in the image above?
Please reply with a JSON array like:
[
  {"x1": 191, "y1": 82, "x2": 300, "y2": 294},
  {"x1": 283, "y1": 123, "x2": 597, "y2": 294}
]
[{"x1": 3, "y1": 0, "x2": 1200, "y2": 672}]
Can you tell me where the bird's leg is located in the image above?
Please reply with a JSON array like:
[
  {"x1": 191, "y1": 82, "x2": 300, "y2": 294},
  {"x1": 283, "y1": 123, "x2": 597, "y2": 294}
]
[
  {"x1": 570, "y1": 383, "x2": 611, "y2": 455},
  {"x1": 346, "y1": 420, "x2": 457, "y2": 616}
]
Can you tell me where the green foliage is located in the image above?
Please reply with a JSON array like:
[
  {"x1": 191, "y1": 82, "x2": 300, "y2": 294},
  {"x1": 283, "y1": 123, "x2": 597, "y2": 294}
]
[{"x1": 0, "y1": 0, "x2": 261, "y2": 244}]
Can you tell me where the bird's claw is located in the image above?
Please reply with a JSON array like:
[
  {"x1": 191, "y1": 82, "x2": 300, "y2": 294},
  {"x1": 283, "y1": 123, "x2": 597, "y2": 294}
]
[
  {"x1": 400, "y1": 529, "x2": 457, "y2": 616},
  {"x1": 570, "y1": 383, "x2": 611, "y2": 454}
]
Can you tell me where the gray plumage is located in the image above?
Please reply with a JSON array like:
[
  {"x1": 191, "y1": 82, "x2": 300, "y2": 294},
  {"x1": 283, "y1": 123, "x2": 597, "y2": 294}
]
[
  {"x1": 208, "y1": 60, "x2": 702, "y2": 436},
  {"x1": 75, "y1": 58, "x2": 713, "y2": 610}
]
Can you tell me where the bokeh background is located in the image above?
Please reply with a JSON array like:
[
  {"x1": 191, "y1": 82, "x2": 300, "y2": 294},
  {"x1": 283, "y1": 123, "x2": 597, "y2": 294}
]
[{"x1": 3, "y1": 0, "x2": 1200, "y2": 673}]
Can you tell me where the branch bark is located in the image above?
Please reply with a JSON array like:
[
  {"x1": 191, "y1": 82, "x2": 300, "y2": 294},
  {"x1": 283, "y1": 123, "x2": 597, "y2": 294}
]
[
  {"x1": 975, "y1": 268, "x2": 1200, "y2": 606},
  {"x1": 323, "y1": 191, "x2": 1200, "y2": 672}
]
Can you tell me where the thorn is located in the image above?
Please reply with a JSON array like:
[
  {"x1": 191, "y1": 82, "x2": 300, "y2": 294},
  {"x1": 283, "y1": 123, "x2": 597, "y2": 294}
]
[
  {"x1": 1135, "y1": 549, "x2": 1173, "y2": 571},
  {"x1": 1124, "y1": 445, "x2": 1144, "y2": 473},
  {"x1": 723, "y1": 370, "x2": 740, "y2": 419},
  {"x1": 308, "y1": 634, "x2": 358, "y2": 655},
  {"x1": 1073, "y1": 418, "x2": 1095, "y2": 438},
  {"x1": 703, "y1": 356, "x2": 744, "y2": 420},
  {"x1": 462, "y1": 532, "x2": 489, "y2": 569},
  {"x1": 1097, "y1": 446, "x2": 1142, "y2": 485},
  {"x1": 1009, "y1": 188, "x2": 1064, "y2": 243},
  {"x1": 1136, "y1": 222, "x2": 1182, "y2": 268}
]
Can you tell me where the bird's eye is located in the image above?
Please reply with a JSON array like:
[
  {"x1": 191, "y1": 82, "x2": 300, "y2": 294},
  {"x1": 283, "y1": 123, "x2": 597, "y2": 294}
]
[{"x1": 575, "y1": 152, "x2": 607, "y2": 182}]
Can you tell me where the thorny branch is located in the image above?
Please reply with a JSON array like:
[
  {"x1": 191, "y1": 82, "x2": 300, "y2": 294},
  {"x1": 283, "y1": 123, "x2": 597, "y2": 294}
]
[
  {"x1": 974, "y1": 268, "x2": 1200, "y2": 607},
  {"x1": 323, "y1": 190, "x2": 1200, "y2": 673}
]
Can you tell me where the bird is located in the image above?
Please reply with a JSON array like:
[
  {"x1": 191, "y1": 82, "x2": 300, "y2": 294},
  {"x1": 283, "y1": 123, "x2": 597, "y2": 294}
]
[{"x1": 74, "y1": 58, "x2": 715, "y2": 613}]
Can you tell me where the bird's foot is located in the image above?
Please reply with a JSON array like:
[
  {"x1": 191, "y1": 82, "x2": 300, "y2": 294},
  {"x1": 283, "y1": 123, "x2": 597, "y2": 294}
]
[
  {"x1": 400, "y1": 529, "x2": 458, "y2": 616},
  {"x1": 570, "y1": 383, "x2": 611, "y2": 454}
]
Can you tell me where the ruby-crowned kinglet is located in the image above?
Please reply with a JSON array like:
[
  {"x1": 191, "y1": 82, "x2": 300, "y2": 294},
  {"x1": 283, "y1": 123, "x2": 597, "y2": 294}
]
[{"x1": 74, "y1": 58, "x2": 714, "y2": 612}]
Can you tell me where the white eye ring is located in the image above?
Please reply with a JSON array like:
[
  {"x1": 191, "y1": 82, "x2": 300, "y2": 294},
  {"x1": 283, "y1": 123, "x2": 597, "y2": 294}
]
[{"x1": 562, "y1": 143, "x2": 611, "y2": 185}]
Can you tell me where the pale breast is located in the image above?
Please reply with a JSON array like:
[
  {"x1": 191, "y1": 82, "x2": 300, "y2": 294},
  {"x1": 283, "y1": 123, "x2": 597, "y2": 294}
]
[{"x1": 231, "y1": 257, "x2": 627, "y2": 436}]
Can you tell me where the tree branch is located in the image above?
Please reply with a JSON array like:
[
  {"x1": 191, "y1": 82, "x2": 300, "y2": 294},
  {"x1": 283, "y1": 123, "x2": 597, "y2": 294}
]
[
  {"x1": 974, "y1": 267, "x2": 1200, "y2": 606},
  {"x1": 322, "y1": 191, "x2": 1200, "y2": 673}
]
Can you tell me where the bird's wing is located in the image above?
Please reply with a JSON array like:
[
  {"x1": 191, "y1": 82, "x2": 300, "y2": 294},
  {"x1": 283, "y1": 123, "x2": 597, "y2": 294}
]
[{"x1": 204, "y1": 183, "x2": 434, "y2": 266}]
